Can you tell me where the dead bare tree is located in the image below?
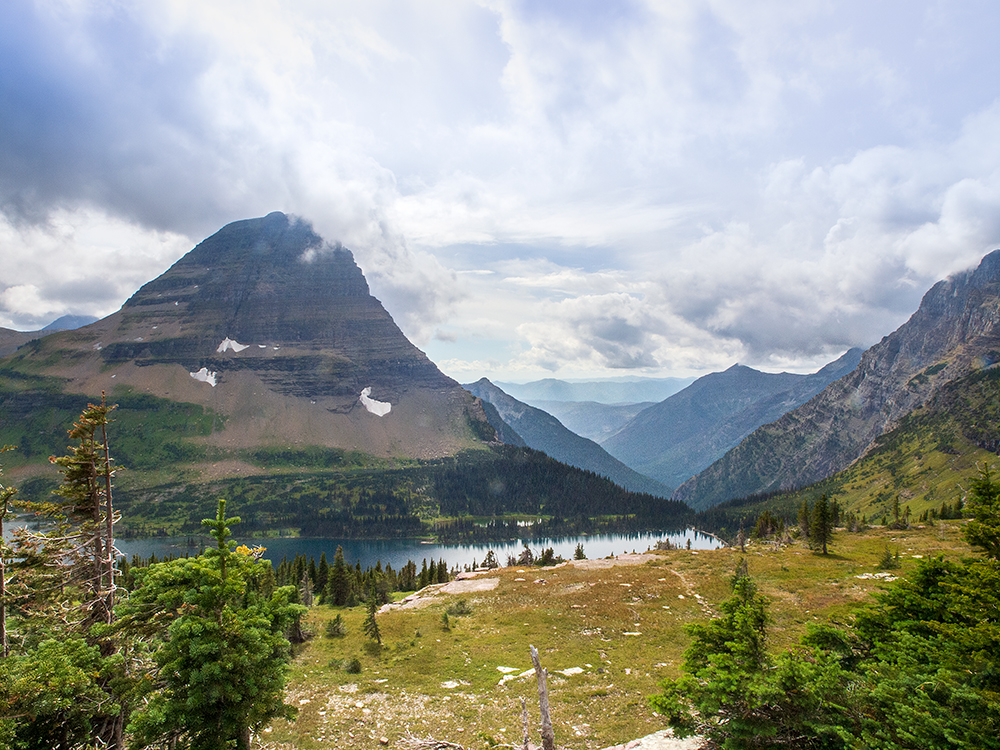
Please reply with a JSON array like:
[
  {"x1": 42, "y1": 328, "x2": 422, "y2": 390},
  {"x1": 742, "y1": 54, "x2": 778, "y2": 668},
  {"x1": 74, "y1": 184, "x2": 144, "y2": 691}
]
[
  {"x1": 530, "y1": 644, "x2": 556, "y2": 750},
  {"x1": 0, "y1": 445, "x2": 17, "y2": 658},
  {"x1": 521, "y1": 696, "x2": 530, "y2": 750}
]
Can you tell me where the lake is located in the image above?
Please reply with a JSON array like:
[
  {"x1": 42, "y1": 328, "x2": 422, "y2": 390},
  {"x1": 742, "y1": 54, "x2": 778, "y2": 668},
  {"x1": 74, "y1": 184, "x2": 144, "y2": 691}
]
[{"x1": 117, "y1": 528, "x2": 722, "y2": 571}]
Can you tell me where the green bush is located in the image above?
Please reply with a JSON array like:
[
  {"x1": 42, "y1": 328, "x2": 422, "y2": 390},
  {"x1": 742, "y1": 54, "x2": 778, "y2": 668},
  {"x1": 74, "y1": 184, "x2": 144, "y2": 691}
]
[
  {"x1": 341, "y1": 658, "x2": 362, "y2": 674},
  {"x1": 446, "y1": 598, "x2": 472, "y2": 616},
  {"x1": 325, "y1": 614, "x2": 347, "y2": 638}
]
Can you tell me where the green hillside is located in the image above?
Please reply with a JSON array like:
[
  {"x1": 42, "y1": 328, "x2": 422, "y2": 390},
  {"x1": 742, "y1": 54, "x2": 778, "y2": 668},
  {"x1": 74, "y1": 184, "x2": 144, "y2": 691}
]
[{"x1": 0, "y1": 373, "x2": 690, "y2": 539}]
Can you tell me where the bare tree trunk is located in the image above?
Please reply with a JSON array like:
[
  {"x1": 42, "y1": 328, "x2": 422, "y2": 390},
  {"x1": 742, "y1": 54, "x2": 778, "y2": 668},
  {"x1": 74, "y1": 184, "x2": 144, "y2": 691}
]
[
  {"x1": 530, "y1": 645, "x2": 555, "y2": 750},
  {"x1": 101, "y1": 396, "x2": 115, "y2": 624},
  {"x1": 521, "y1": 697, "x2": 530, "y2": 750},
  {"x1": 90, "y1": 457, "x2": 104, "y2": 622},
  {"x1": 0, "y1": 501, "x2": 6, "y2": 658}
]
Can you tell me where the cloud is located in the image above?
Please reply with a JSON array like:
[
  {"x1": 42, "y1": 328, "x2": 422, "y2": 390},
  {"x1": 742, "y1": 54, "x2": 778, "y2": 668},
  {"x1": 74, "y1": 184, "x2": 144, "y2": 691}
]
[
  {"x1": 3, "y1": 0, "x2": 1000, "y2": 377},
  {"x1": 0, "y1": 206, "x2": 191, "y2": 329}
]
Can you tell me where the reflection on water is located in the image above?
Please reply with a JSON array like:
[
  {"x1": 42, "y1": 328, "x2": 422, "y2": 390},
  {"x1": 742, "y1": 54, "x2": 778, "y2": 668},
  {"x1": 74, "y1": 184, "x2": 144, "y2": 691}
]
[{"x1": 117, "y1": 528, "x2": 722, "y2": 571}]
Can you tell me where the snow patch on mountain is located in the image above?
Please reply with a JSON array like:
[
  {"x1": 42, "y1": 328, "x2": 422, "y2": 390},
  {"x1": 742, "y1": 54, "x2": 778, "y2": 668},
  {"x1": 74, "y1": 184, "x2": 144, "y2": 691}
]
[
  {"x1": 217, "y1": 337, "x2": 249, "y2": 353},
  {"x1": 190, "y1": 367, "x2": 217, "y2": 386},
  {"x1": 360, "y1": 387, "x2": 391, "y2": 416}
]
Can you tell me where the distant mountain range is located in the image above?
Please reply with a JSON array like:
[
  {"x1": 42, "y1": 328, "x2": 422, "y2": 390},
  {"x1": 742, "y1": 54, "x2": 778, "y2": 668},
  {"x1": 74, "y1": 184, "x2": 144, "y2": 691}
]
[
  {"x1": 494, "y1": 377, "x2": 694, "y2": 405},
  {"x1": 601, "y1": 349, "x2": 863, "y2": 490},
  {"x1": 4, "y1": 211, "x2": 998, "y2": 537},
  {"x1": 675, "y1": 249, "x2": 1000, "y2": 510},
  {"x1": 463, "y1": 378, "x2": 673, "y2": 497},
  {"x1": 530, "y1": 400, "x2": 655, "y2": 442},
  {"x1": 0, "y1": 314, "x2": 98, "y2": 357}
]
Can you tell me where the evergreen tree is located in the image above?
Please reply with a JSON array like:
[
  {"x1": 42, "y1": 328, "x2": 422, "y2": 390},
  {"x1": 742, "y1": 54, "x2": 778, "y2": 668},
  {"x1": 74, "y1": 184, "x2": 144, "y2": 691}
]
[
  {"x1": 0, "y1": 445, "x2": 17, "y2": 659},
  {"x1": 49, "y1": 395, "x2": 119, "y2": 628},
  {"x1": 363, "y1": 586, "x2": 382, "y2": 646},
  {"x1": 650, "y1": 564, "x2": 775, "y2": 744},
  {"x1": 797, "y1": 499, "x2": 810, "y2": 540},
  {"x1": 810, "y1": 494, "x2": 834, "y2": 555},
  {"x1": 121, "y1": 499, "x2": 303, "y2": 750},
  {"x1": 574, "y1": 543, "x2": 586, "y2": 560},
  {"x1": 418, "y1": 558, "x2": 429, "y2": 589},
  {"x1": 325, "y1": 546, "x2": 351, "y2": 606},
  {"x1": 965, "y1": 465, "x2": 1000, "y2": 559},
  {"x1": 316, "y1": 552, "x2": 329, "y2": 593},
  {"x1": 307, "y1": 556, "x2": 317, "y2": 589}
]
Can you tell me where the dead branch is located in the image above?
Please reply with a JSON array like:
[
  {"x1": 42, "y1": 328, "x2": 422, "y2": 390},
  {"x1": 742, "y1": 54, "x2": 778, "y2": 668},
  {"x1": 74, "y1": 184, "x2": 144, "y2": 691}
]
[
  {"x1": 399, "y1": 733, "x2": 467, "y2": 750},
  {"x1": 530, "y1": 645, "x2": 556, "y2": 750}
]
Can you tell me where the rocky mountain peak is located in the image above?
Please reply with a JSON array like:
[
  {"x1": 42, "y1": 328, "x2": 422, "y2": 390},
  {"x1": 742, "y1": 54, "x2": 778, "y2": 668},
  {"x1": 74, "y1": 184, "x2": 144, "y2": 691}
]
[
  {"x1": 8, "y1": 213, "x2": 490, "y2": 460},
  {"x1": 105, "y1": 213, "x2": 454, "y2": 400}
]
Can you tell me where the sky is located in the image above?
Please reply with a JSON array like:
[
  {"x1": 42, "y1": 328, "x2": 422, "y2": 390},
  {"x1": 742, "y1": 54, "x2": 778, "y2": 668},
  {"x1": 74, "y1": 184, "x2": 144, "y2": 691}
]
[{"x1": 2, "y1": 1, "x2": 1000, "y2": 382}]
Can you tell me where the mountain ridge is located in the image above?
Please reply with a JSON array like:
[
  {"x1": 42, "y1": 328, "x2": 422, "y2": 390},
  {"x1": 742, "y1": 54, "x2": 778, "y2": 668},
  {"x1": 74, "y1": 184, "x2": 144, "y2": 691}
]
[
  {"x1": 601, "y1": 348, "x2": 863, "y2": 489},
  {"x1": 674, "y1": 249, "x2": 1000, "y2": 510},
  {"x1": 2, "y1": 212, "x2": 493, "y2": 462}
]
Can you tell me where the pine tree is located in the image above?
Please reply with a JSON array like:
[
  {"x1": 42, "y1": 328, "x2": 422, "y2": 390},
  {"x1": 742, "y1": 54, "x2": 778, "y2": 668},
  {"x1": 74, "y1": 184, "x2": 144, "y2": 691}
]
[
  {"x1": 0, "y1": 446, "x2": 16, "y2": 659},
  {"x1": 123, "y1": 499, "x2": 303, "y2": 750},
  {"x1": 798, "y1": 499, "x2": 811, "y2": 540},
  {"x1": 965, "y1": 465, "x2": 1000, "y2": 559},
  {"x1": 364, "y1": 587, "x2": 382, "y2": 645},
  {"x1": 316, "y1": 552, "x2": 329, "y2": 594},
  {"x1": 810, "y1": 494, "x2": 833, "y2": 555},
  {"x1": 418, "y1": 558, "x2": 429, "y2": 589},
  {"x1": 49, "y1": 395, "x2": 118, "y2": 627},
  {"x1": 325, "y1": 545, "x2": 351, "y2": 606}
]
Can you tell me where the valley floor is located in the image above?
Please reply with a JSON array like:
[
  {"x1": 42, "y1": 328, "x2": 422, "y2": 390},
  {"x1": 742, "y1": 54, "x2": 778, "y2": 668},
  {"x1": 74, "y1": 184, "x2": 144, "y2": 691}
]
[{"x1": 260, "y1": 521, "x2": 972, "y2": 750}]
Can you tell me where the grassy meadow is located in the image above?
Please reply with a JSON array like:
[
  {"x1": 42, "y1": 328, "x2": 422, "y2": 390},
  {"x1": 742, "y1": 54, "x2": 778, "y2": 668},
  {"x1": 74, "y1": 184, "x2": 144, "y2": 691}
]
[{"x1": 263, "y1": 520, "x2": 974, "y2": 750}]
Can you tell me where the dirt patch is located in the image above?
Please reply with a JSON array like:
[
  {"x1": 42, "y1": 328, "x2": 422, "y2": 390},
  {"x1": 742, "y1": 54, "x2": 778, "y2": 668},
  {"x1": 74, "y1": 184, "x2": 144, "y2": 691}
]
[
  {"x1": 379, "y1": 577, "x2": 500, "y2": 614},
  {"x1": 599, "y1": 729, "x2": 706, "y2": 750},
  {"x1": 569, "y1": 553, "x2": 653, "y2": 570}
]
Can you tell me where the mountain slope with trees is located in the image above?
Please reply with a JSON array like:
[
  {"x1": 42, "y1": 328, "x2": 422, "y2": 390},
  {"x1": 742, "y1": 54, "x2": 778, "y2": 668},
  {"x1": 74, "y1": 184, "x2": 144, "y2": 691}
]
[
  {"x1": 463, "y1": 378, "x2": 673, "y2": 498},
  {"x1": 694, "y1": 363, "x2": 1000, "y2": 537},
  {"x1": 675, "y1": 249, "x2": 1000, "y2": 510}
]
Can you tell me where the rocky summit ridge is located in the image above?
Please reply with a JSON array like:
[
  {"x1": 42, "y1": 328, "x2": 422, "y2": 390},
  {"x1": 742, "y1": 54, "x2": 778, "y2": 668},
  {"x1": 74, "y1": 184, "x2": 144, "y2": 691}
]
[
  {"x1": 4, "y1": 212, "x2": 493, "y2": 460},
  {"x1": 674, "y1": 249, "x2": 1000, "y2": 510}
]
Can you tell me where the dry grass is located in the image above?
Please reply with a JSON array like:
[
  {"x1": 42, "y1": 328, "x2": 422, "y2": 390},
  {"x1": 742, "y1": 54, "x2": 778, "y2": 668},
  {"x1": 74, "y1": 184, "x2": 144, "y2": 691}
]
[{"x1": 262, "y1": 520, "x2": 973, "y2": 750}]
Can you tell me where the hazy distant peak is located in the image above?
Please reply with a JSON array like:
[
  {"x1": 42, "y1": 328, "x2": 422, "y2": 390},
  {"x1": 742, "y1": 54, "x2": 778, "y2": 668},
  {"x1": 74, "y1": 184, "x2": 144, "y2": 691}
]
[{"x1": 42, "y1": 314, "x2": 98, "y2": 331}]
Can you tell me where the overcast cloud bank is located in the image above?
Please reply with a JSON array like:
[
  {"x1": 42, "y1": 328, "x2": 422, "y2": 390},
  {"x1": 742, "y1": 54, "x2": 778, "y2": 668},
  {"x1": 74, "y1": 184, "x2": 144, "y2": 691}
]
[{"x1": 2, "y1": 1, "x2": 999, "y2": 379}]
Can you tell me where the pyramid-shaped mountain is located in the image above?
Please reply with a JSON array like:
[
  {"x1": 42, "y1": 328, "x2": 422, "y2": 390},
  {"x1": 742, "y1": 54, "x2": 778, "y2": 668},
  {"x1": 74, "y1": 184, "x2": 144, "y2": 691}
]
[
  {"x1": 674, "y1": 249, "x2": 1000, "y2": 510},
  {"x1": 4, "y1": 212, "x2": 492, "y2": 459}
]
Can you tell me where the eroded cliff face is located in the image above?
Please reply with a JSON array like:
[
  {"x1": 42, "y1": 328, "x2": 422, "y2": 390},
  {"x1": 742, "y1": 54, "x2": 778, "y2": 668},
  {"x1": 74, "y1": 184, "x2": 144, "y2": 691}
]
[
  {"x1": 9, "y1": 212, "x2": 492, "y2": 459},
  {"x1": 674, "y1": 249, "x2": 1000, "y2": 510}
]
